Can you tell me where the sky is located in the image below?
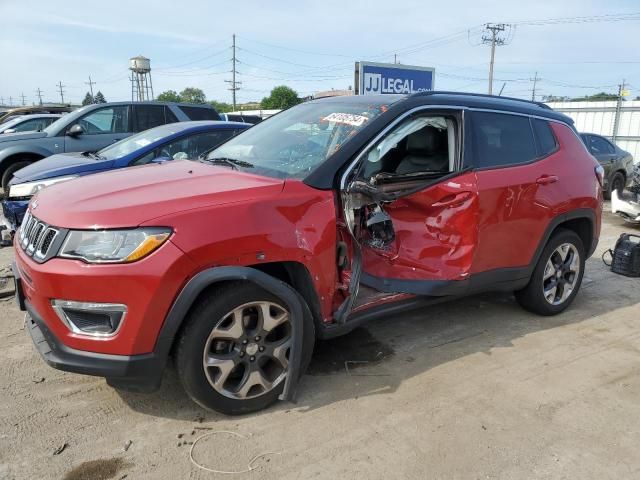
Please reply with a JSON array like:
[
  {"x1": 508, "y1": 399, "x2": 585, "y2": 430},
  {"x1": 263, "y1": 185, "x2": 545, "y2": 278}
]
[{"x1": 1, "y1": 0, "x2": 640, "y2": 107}]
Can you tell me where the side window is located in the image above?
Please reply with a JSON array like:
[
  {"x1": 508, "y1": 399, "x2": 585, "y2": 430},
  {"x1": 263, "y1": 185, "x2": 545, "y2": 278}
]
[
  {"x1": 179, "y1": 106, "x2": 220, "y2": 121},
  {"x1": 473, "y1": 112, "x2": 537, "y2": 168},
  {"x1": 164, "y1": 107, "x2": 179, "y2": 124},
  {"x1": 532, "y1": 119, "x2": 558, "y2": 157},
  {"x1": 13, "y1": 119, "x2": 41, "y2": 132},
  {"x1": 589, "y1": 135, "x2": 615, "y2": 155},
  {"x1": 359, "y1": 115, "x2": 455, "y2": 181},
  {"x1": 130, "y1": 130, "x2": 238, "y2": 166},
  {"x1": 76, "y1": 106, "x2": 130, "y2": 135},
  {"x1": 135, "y1": 105, "x2": 166, "y2": 132}
]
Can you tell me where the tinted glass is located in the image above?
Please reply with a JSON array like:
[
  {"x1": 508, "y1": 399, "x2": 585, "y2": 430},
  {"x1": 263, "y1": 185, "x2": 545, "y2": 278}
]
[
  {"x1": 589, "y1": 135, "x2": 615, "y2": 155},
  {"x1": 135, "y1": 105, "x2": 166, "y2": 132},
  {"x1": 180, "y1": 106, "x2": 220, "y2": 121},
  {"x1": 132, "y1": 129, "x2": 239, "y2": 165},
  {"x1": 165, "y1": 107, "x2": 179, "y2": 124},
  {"x1": 532, "y1": 119, "x2": 557, "y2": 156},
  {"x1": 13, "y1": 119, "x2": 42, "y2": 132},
  {"x1": 77, "y1": 106, "x2": 129, "y2": 135},
  {"x1": 473, "y1": 112, "x2": 537, "y2": 168},
  {"x1": 98, "y1": 123, "x2": 189, "y2": 160}
]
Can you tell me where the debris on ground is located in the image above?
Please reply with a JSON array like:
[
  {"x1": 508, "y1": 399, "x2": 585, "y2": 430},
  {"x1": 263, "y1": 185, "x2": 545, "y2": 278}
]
[
  {"x1": 53, "y1": 443, "x2": 68, "y2": 455},
  {"x1": 123, "y1": 440, "x2": 132, "y2": 452},
  {"x1": 0, "y1": 265, "x2": 15, "y2": 299}
]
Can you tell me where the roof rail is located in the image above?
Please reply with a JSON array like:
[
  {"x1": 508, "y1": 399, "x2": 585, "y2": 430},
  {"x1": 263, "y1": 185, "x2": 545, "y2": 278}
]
[{"x1": 412, "y1": 90, "x2": 552, "y2": 110}]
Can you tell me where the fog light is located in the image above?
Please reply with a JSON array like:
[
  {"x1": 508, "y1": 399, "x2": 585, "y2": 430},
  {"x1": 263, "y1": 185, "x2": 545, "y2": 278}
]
[{"x1": 51, "y1": 300, "x2": 127, "y2": 337}]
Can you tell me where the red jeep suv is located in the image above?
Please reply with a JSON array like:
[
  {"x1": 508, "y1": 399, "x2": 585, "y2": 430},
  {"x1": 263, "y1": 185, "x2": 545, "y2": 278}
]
[{"x1": 13, "y1": 92, "x2": 603, "y2": 414}]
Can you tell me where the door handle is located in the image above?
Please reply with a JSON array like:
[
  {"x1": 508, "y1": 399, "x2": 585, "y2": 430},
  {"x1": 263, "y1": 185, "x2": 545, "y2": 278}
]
[
  {"x1": 536, "y1": 175, "x2": 559, "y2": 185},
  {"x1": 431, "y1": 191, "x2": 473, "y2": 208}
]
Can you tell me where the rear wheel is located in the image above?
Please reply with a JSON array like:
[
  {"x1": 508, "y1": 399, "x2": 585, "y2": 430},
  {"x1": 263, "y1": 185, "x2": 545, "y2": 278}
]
[
  {"x1": 604, "y1": 172, "x2": 625, "y2": 200},
  {"x1": 175, "y1": 281, "x2": 314, "y2": 415},
  {"x1": 515, "y1": 229, "x2": 585, "y2": 316},
  {"x1": 1, "y1": 160, "x2": 32, "y2": 192}
]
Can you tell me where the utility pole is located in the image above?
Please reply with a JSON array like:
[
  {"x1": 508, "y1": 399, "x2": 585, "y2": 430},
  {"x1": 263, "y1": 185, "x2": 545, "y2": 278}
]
[
  {"x1": 57, "y1": 81, "x2": 66, "y2": 104},
  {"x1": 482, "y1": 23, "x2": 507, "y2": 95},
  {"x1": 394, "y1": 53, "x2": 397, "y2": 64},
  {"x1": 85, "y1": 75, "x2": 96, "y2": 98},
  {"x1": 0, "y1": 97, "x2": 4, "y2": 106},
  {"x1": 225, "y1": 34, "x2": 241, "y2": 111},
  {"x1": 612, "y1": 79, "x2": 627, "y2": 143},
  {"x1": 8, "y1": 96, "x2": 13, "y2": 107},
  {"x1": 530, "y1": 72, "x2": 539, "y2": 101},
  {"x1": 20, "y1": 92, "x2": 26, "y2": 106},
  {"x1": 35, "y1": 88, "x2": 43, "y2": 105}
]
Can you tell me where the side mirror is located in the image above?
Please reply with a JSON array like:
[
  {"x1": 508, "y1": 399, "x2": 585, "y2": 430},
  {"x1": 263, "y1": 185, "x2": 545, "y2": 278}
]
[
  {"x1": 66, "y1": 124, "x2": 84, "y2": 137},
  {"x1": 2, "y1": 128, "x2": 16, "y2": 134}
]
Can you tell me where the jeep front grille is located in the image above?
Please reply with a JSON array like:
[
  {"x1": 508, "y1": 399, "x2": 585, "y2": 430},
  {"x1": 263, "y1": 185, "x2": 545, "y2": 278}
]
[{"x1": 19, "y1": 211, "x2": 59, "y2": 259}]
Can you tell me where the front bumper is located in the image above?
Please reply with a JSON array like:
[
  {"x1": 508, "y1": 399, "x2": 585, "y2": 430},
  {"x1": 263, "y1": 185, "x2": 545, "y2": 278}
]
[
  {"x1": 1, "y1": 198, "x2": 29, "y2": 230},
  {"x1": 25, "y1": 298, "x2": 164, "y2": 391},
  {"x1": 611, "y1": 190, "x2": 640, "y2": 224}
]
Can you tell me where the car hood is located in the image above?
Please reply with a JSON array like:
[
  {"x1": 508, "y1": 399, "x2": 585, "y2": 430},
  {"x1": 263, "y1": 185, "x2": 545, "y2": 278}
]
[
  {"x1": 11, "y1": 152, "x2": 113, "y2": 184},
  {"x1": 31, "y1": 160, "x2": 285, "y2": 229},
  {"x1": 0, "y1": 131, "x2": 47, "y2": 143}
]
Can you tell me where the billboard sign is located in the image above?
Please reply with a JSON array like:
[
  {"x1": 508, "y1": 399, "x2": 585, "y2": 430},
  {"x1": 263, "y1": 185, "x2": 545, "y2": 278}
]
[{"x1": 355, "y1": 61, "x2": 435, "y2": 96}]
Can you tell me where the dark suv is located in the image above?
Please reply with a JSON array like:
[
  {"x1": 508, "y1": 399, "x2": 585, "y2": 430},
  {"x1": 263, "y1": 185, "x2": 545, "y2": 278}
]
[
  {"x1": 580, "y1": 133, "x2": 634, "y2": 199},
  {"x1": 14, "y1": 92, "x2": 602, "y2": 415},
  {"x1": 0, "y1": 101, "x2": 219, "y2": 190}
]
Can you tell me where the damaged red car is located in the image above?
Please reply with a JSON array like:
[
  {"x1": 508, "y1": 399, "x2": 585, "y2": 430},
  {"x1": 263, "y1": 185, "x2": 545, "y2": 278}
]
[{"x1": 13, "y1": 92, "x2": 602, "y2": 414}]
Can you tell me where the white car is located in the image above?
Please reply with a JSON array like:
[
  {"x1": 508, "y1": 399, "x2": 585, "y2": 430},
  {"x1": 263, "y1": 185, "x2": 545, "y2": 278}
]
[{"x1": 611, "y1": 163, "x2": 640, "y2": 224}]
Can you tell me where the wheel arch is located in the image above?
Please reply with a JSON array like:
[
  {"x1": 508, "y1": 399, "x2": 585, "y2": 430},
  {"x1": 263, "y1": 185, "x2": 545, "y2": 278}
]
[
  {"x1": 534, "y1": 209, "x2": 598, "y2": 265},
  {"x1": 157, "y1": 265, "x2": 312, "y2": 401},
  {"x1": 0, "y1": 150, "x2": 48, "y2": 178}
]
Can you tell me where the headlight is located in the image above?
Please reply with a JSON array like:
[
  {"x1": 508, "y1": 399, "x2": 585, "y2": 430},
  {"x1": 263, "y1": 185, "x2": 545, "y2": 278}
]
[
  {"x1": 59, "y1": 227, "x2": 171, "y2": 263},
  {"x1": 9, "y1": 175, "x2": 78, "y2": 198}
]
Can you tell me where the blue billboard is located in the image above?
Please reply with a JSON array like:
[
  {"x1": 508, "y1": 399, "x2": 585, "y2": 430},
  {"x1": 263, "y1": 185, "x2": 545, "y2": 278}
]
[{"x1": 356, "y1": 61, "x2": 435, "y2": 95}]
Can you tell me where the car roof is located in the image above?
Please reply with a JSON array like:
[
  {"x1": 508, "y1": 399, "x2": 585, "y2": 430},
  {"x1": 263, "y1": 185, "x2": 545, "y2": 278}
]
[
  {"x1": 308, "y1": 91, "x2": 572, "y2": 125},
  {"x1": 81, "y1": 101, "x2": 216, "y2": 108},
  {"x1": 12, "y1": 113, "x2": 62, "y2": 120}
]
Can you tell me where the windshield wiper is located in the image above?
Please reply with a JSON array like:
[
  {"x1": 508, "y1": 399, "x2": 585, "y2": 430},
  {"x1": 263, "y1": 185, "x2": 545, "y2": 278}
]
[
  {"x1": 202, "y1": 157, "x2": 254, "y2": 170},
  {"x1": 82, "y1": 151, "x2": 104, "y2": 160}
]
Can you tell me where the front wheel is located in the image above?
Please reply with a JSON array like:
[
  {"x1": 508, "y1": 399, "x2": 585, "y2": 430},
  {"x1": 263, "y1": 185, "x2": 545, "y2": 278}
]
[
  {"x1": 1, "y1": 160, "x2": 32, "y2": 192},
  {"x1": 175, "y1": 281, "x2": 314, "y2": 415},
  {"x1": 515, "y1": 229, "x2": 585, "y2": 316}
]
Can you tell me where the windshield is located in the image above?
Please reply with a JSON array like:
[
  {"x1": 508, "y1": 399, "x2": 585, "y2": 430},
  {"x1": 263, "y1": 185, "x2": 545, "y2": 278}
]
[
  {"x1": 205, "y1": 100, "x2": 390, "y2": 179},
  {"x1": 96, "y1": 123, "x2": 186, "y2": 160}
]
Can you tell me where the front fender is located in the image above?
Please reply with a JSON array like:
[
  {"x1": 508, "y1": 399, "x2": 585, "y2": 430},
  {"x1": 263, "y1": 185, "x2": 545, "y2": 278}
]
[{"x1": 155, "y1": 266, "x2": 307, "y2": 402}]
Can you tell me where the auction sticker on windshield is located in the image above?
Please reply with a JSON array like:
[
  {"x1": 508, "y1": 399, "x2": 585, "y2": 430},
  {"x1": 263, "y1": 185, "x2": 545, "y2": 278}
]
[{"x1": 322, "y1": 112, "x2": 369, "y2": 127}]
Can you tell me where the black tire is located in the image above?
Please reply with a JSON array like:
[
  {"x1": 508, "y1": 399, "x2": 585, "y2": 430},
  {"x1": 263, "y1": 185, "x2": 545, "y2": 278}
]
[
  {"x1": 1, "y1": 160, "x2": 32, "y2": 192},
  {"x1": 604, "y1": 171, "x2": 625, "y2": 200},
  {"x1": 175, "y1": 281, "x2": 315, "y2": 415},
  {"x1": 515, "y1": 229, "x2": 586, "y2": 316}
]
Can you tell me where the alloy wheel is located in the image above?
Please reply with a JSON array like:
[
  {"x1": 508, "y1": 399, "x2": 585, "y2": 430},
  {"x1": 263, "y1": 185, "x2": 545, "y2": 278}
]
[
  {"x1": 542, "y1": 243, "x2": 581, "y2": 306},
  {"x1": 202, "y1": 301, "x2": 291, "y2": 400}
]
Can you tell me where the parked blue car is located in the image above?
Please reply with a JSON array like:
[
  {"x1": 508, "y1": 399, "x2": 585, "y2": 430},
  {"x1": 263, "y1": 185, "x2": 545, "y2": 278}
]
[{"x1": 2, "y1": 120, "x2": 249, "y2": 228}]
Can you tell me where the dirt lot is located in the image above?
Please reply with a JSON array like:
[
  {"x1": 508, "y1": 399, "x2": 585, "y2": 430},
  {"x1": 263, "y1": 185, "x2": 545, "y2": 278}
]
[{"x1": 1, "y1": 206, "x2": 639, "y2": 480}]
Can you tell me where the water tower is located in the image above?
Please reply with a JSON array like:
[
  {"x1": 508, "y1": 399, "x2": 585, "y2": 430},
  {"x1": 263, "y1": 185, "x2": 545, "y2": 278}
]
[{"x1": 129, "y1": 55, "x2": 154, "y2": 102}]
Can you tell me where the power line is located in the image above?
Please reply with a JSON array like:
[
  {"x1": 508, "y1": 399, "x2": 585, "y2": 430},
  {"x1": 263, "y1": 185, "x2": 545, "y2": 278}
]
[
  {"x1": 35, "y1": 88, "x2": 43, "y2": 105},
  {"x1": 20, "y1": 92, "x2": 26, "y2": 106}
]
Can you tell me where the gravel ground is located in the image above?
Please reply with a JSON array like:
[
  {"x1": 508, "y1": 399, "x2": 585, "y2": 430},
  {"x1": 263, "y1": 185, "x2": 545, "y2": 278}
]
[{"x1": 0, "y1": 206, "x2": 639, "y2": 480}]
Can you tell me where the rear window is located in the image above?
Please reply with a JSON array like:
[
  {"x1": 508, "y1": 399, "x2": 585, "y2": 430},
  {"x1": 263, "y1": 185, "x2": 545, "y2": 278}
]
[
  {"x1": 473, "y1": 112, "x2": 537, "y2": 168},
  {"x1": 135, "y1": 105, "x2": 166, "y2": 132},
  {"x1": 532, "y1": 119, "x2": 558, "y2": 157},
  {"x1": 179, "y1": 106, "x2": 220, "y2": 121}
]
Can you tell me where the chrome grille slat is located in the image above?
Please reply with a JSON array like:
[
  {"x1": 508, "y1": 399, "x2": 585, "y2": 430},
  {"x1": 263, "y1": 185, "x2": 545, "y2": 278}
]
[{"x1": 19, "y1": 211, "x2": 59, "y2": 260}]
